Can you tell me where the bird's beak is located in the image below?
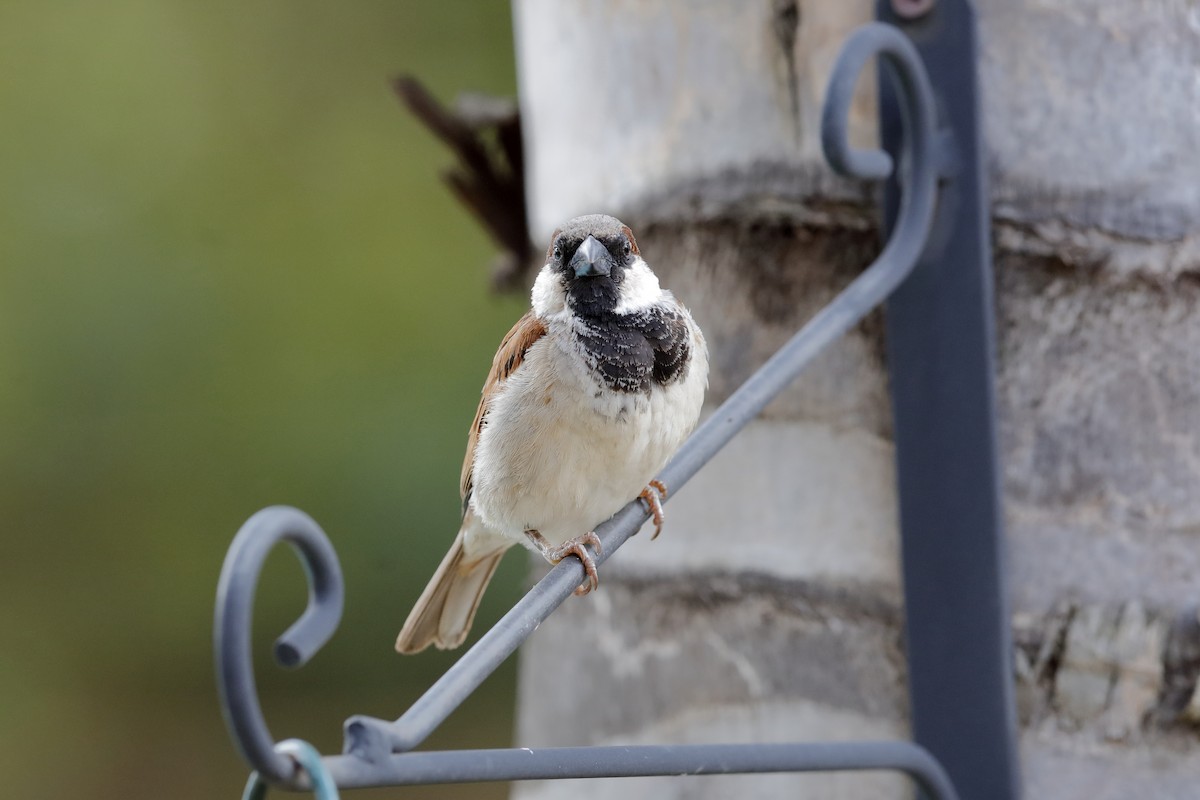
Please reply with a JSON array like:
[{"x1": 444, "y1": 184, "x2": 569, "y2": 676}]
[{"x1": 570, "y1": 235, "x2": 613, "y2": 278}]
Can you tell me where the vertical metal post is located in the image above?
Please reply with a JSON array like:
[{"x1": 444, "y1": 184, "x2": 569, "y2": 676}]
[{"x1": 876, "y1": 2, "x2": 1021, "y2": 799}]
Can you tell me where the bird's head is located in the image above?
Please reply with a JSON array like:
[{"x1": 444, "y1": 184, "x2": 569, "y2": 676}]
[{"x1": 531, "y1": 214, "x2": 661, "y2": 319}]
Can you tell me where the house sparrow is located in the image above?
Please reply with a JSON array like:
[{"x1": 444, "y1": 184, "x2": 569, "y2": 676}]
[{"x1": 395, "y1": 214, "x2": 708, "y2": 654}]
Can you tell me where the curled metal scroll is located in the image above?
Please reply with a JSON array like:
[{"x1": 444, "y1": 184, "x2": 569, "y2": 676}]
[
  {"x1": 821, "y1": 21, "x2": 940, "y2": 283},
  {"x1": 214, "y1": 19, "x2": 951, "y2": 795},
  {"x1": 215, "y1": 506, "x2": 344, "y2": 783}
]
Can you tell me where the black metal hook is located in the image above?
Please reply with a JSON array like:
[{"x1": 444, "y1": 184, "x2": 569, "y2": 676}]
[{"x1": 215, "y1": 506, "x2": 345, "y2": 783}]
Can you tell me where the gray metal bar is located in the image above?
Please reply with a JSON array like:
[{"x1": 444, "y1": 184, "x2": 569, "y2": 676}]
[
  {"x1": 321, "y1": 742, "x2": 956, "y2": 799},
  {"x1": 215, "y1": 506, "x2": 345, "y2": 783},
  {"x1": 876, "y1": 2, "x2": 1021, "y2": 798}
]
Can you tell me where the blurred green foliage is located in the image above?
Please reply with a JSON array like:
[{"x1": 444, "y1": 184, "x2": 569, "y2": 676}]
[{"x1": 0, "y1": 2, "x2": 528, "y2": 798}]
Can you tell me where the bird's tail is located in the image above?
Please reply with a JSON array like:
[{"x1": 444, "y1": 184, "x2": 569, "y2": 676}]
[{"x1": 395, "y1": 518, "x2": 508, "y2": 654}]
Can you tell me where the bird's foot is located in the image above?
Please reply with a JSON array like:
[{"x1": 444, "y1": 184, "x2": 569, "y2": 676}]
[
  {"x1": 526, "y1": 530, "x2": 602, "y2": 596},
  {"x1": 639, "y1": 479, "x2": 668, "y2": 540}
]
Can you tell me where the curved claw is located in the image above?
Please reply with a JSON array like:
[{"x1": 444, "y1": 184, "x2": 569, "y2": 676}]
[
  {"x1": 528, "y1": 529, "x2": 602, "y2": 596},
  {"x1": 639, "y1": 480, "x2": 668, "y2": 540},
  {"x1": 559, "y1": 531, "x2": 601, "y2": 596},
  {"x1": 570, "y1": 545, "x2": 600, "y2": 597},
  {"x1": 215, "y1": 506, "x2": 345, "y2": 784}
]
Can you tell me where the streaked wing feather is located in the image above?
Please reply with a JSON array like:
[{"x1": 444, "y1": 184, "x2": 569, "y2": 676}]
[{"x1": 460, "y1": 312, "x2": 547, "y2": 508}]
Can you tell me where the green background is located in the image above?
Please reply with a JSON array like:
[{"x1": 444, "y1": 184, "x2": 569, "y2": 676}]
[{"x1": 0, "y1": 2, "x2": 528, "y2": 798}]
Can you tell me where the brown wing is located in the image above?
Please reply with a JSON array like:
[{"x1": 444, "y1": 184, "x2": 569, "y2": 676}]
[{"x1": 460, "y1": 312, "x2": 547, "y2": 509}]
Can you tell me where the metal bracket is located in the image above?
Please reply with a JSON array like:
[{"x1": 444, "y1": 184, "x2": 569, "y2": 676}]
[
  {"x1": 213, "y1": 3, "x2": 1013, "y2": 796},
  {"x1": 877, "y1": 2, "x2": 1021, "y2": 799}
]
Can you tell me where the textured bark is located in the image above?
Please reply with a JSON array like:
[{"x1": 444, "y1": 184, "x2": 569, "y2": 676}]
[{"x1": 511, "y1": 1, "x2": 1200, "y2": 797}]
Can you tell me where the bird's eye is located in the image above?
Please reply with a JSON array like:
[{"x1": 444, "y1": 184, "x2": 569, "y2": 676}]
[
  {"x1": 553, "y1": 245, "x2": 562, "y2": 260},
  {"x1": 622, "y1": 241, "x2": 631, "y2": 256}
]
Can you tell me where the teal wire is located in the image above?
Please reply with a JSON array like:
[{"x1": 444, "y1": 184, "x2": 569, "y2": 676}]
[{"x1": 242, "y1": 739, "x2": 339, "y2": 800}]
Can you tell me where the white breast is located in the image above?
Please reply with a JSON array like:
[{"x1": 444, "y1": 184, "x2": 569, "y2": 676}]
[{"x1": 468, "y1": 315, "x2": 708, "y2": 549}]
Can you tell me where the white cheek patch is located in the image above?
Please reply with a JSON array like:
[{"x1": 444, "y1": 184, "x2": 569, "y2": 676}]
[
  {"x1": 531, "y1": 265, "x2": 566, "y2": 317},
  {"x1": 614, "y1": 257, "x2": 664, "y2": 314}
]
